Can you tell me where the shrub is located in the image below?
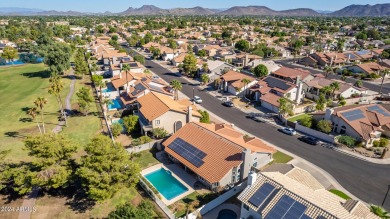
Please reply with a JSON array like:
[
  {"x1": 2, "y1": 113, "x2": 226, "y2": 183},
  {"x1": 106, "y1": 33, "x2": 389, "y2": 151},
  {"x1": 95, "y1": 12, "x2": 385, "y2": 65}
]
[
  {"x1": 339, "y1": 100, "x2": 346, "y2": 106},
  {"x1": 111, "y1": 123, "x2": 123, "y2": 137},
  {"x1": 379, "y1": 138, "x2": 389, "y2": 147},
  {"x1": 338, "y1": 135, "x2": 356, "y2": 147},
  {"x1": 123, "y1": 115, "x2": 139, "y2": 134},
  {"x1": 199, "y1": 110, "x2": 210, "y2": 124},
  {"x1": 373, "y1": 140, "x2": 380, "y2": 147},
  {"x1": 316, "y1": 120, "x2": 332, "y2": 134},
  {"x1": 298, "y1": 116, "x2": 312, "y2": 128},
  {"x1": 151, "y1": 127, "x2": 168, "y2": 139},
  {"x1": 132, "y1": 136, "x2": 152, "y2": 146}
]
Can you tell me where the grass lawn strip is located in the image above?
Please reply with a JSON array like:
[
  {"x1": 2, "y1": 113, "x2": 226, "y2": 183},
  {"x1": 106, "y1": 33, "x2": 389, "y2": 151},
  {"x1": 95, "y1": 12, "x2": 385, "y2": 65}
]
[{"x1": 329, "y1": 189, "x2": 351, "y2": 200}]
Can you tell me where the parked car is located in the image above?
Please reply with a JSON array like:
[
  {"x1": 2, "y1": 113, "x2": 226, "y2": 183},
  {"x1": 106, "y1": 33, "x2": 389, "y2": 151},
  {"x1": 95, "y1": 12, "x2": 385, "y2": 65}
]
[
  {"x1": 298, "y1": 136, "x2": 319, "y2": 145},
  {"x1": 246, "y1": 113, "x2": 265, "y2": 122},
  {"x1": 193, "y1": 96, "x2": 202, "y2": 104},
  {"x1": 278, "y1": 127, "x2": 297, "y2": 136},
  {"x1": 222, "y1": 101, "x2": 234, "y2": 107}
]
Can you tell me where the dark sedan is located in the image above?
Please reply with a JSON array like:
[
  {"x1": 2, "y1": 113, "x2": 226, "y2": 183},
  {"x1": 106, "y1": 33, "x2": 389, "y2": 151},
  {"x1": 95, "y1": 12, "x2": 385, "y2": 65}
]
[
  {"x1": 222, "y1": 101, "x2": 234, "y2": 107},
  {"x1": 246, "y1": 113, "x2": 265, "y2": 122},
  {"x1": 298, "y1": 136, "x2": 320, "y2": 145}
]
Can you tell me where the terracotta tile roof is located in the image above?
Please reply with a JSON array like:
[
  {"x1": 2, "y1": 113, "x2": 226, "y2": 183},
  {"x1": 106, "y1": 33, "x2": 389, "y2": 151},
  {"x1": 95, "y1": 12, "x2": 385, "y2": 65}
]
[
  {"x1": 305, "y1": 76, "x2": 366, "y2": 94},
  {"x1": 260, "y1": 92, "x2": 281, "y2": 107},
  {"x1": 111, "y1": 72, "x2": 135, "y2": 89},
  {"x1": 221, "y1": 70, "x2": 256, "y2": 90},
  {"x1": 356, "y1": 62, "x2": 387, "y2": 74},
  {"x1": 238, "y1": 170, "x2": 379, "y2": 219},
  {"x1": 163, "y1": 122, "x2": 244, "y2": 183},
  {"x1": 273, "y1": 66, "x2": 311, "y2": 80},
  {"x1": 251, "y1": 76, "x2": 296, "y2": 94},
  {"x1": 285, "y1": 168, "x2": 324, "y2": 191},
  {"x1": 137, "y1": 92, "x2": 201, "y2": 122},
  {"x1": 173, "y1": 52, "x2": 187, "y2": 63}
]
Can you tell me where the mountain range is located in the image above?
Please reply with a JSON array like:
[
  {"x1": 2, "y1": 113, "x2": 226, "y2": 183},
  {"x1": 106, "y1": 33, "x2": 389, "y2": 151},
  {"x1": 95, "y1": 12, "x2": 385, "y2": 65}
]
[{"x1": 0, "y1": 4, "x2": 389, "y2": 17}]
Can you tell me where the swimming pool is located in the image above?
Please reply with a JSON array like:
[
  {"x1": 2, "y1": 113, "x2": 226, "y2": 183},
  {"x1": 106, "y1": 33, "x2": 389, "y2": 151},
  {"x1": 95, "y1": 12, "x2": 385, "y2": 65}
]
[
  {"x1": 5, "y1": 60, "x2": 25, "y2": 65},
  {"x1": 217, "y1": 209, "x2": 238, "y2": 219},
  {"x1": 144, "y1": 168, "x2": 188, "y2": 200},
  {"x1": 108, "y1": 99, "x2": 123, "y2": 110},
  {"x1": 102, "y1": 83, "x2": 116, "y2": 93},
  {"x1": 112, "y1": 118, "x2": 126, "y2": 130}
]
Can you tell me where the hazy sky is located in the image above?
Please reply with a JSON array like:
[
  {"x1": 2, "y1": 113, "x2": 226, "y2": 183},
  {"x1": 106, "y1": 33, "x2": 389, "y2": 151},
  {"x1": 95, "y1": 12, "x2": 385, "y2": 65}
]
[{"x1": 0, "y1": 0, "x2": 388, "y2": 13}]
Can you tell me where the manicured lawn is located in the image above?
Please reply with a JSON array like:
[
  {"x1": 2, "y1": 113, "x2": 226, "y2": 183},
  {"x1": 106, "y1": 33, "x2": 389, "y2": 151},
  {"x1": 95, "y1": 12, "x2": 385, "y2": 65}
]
[
  {"x1": 133, "y1": 149, "x2": 160, "y2": 169},
  {"x1": 272, "y1": 151, "x2": 293, "y2": 163},
  {"x1": 0, "y1": 64, "x2": 71, "y2": 162},
  {"x1": 288, "y1": 113, "x2": 312, "y2": 122},
  {"x1": 329, "y1": 189, "x2": 351, "y2": 200}
]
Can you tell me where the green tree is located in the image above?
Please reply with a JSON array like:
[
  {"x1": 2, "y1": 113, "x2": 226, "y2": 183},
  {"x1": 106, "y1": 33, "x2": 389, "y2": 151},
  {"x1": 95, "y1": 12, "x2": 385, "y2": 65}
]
[
  {"x1": 111, "y1": 123, "x2": 123, "y2": 138},
  {"x1": 27, "y1": 107, "x2": 42, "y2": 134},
  {"x1": 317, "y1": 120, "x2": 332, "y2": 134},
  {"x1": 74, "y1": 48, "x2": 88, "y2": 79},
  {"x1": 355, "y1": 80, "x2": 363, "y2": 88},
  {"x1": 201, "y1": 73, "x2": 210, "y2": 85},
  {"x1": 235, "y1": 39, "x2": 250, "y2": 52},
  {"x1": 92, "y1": 75, "x2": 104, "y2": 91},
  {"x1": 278, "y1": 97, "x2": 294, "y2": 117},
  {"x1": 324, "y1": 66, "x2": 334, "y2": 77},
  {"x1": 122, "y1": 64, "x2": 131, "y2": 93},
  {"x1": 197, "y1": 49, "x2": 207, "y2": 57},
  {"x1": 370, "y1": 205, "x2": 389, "y2": 219},
  {"x1": 170, "y1": 79, "x2": 183, "y2": 100},
  {"x1": 199, "y1": 110, "x2": 210, "y2": 124},
  {"x1": 1, "y1": 46, "x2": 18, "y2": 62},
  {"x1": 315, "y1": 93, "x2": 327, "y2": 111},
  {"x1": 202, "y1": 62, "x2": 209, "y2": 73},
  {"x1": 329, "y1": 82, "x2": 340, "y2": 100},
  {"x1": 152, "y1": 127, "x2": 168, "y2": 139},
  {"x1": 150, "y1": 46, "x2": 161, "y2": 59},
  {"x1": 168, "y1": 38, "x2": 177, "y2": 54},
  {"x1": 34, "y1": 97, "x2": 48, "y2": 133},
  {"x1": 253, "y1": 64, "x2": 268, "y2": 78},
  {"x1": 44, "y1": 43, "x2": 72, "y2": 75},
  {"x1": 241, "y1": 78, "x2": 251, "y2": 98},
  {"x1": 183, "y1": 54, "x2": 197, "y2": 77},
  {"x1": 144, "y1": 32, "x2": 154, "y2": 44},
  {"x1": 133, "y1": 55, "x2": 145, "y2": 64},
  {"x1": 76, "y1": 87, "x2": 94, "y2": 116},
  {"x1": 298, "y1": 116, "x2": 312, "y2": 128},
  {"x1": 77, "y1": 135, "x2": 140, "y2": 201},
  {"x1": 108, "y1": 200, "x2": 154, "y2": 219},
  {"x1": 123, "y1": 115, "x2": 139, "y2": 134},
  {"x1": 48, "y1": 75, "x2": 67, "y2": 126}
]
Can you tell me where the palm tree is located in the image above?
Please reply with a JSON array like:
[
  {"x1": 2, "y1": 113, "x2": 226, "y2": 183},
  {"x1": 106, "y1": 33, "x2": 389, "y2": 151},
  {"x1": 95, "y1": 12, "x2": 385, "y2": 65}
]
[
  {"x1": 324, "y1": 66, "x2": 333, "y2": 78},
  {"x1": 90, "y1": 63, "x2": 99, "y2": 73},
  {"x1": 329, "y1": 82, "x2": 340, "y2": 100},
  {"x1": 27, "y1": 107, "x2": 42, "y2": 134},
  {"x1": 48, "y1": 76, "x2": 67, "y2": 126},
  {"x1": 370, "y1": 205, "x2": 390, "y2": 219},
  {"x1": 379, "y1": 69, "x2": 389, "y2": 95},
  {"x1": 122, "y1": 64, "x2": 131, "y2": 93},
  {"x1": 278, "y1": 97, "x2": 294, "y2": 121},
  {"x1": 34, "y1": 97, "x2": 48, "y2": 133},
  {"x1": 170, "y1": 79, "x2": 182, "y2": 100},
  {"x1": 102, "y1": 98, "x2": 113, "y2": 113},
  {"x1": 241, "y1": 78, "x2": 251, "y2": 98},
  {"x1": 320, "y1": 86, "x2": 332, "y2": 99},
  {"x1": 202, "y1": 63, "x2": 209, "y2": 73}
]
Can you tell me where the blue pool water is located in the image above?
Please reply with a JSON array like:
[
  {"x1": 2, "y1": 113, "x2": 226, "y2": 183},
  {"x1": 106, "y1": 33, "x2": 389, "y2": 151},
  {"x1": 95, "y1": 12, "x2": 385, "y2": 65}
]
[
  {"x1": 5, "y1": 60, "x2": 25, "y2": 65},
  {"x1": 102, "y1": 83, "x2": 116, "y2": 93},
  {"x1": 108, "y1": 99, "x2": 123, "y2": 110},
  {"x1": 112, "y1": 118, "x2": 126, "y2": 130},
  {"x1": 144, "y1": 168, "x2": 188, "y2": 200}
]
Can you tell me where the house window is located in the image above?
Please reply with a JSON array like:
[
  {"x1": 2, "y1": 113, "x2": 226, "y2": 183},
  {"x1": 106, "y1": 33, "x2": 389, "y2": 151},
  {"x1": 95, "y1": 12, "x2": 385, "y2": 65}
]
[
  {"x1": 155, "y1": 120, "x2": 160, "y2": 125},
  {"x1": 253, "y1": 162, "x2": 257, "y2": 167},
  {"x1": 243, "y1": 204, "x2": 250, "y2": 211},
  {"x1": 333, "y1": 124, "x2": 338, "y2": 132},
  {"x1": 340, "y1": 125, "x2": 346, "y2": 134}
]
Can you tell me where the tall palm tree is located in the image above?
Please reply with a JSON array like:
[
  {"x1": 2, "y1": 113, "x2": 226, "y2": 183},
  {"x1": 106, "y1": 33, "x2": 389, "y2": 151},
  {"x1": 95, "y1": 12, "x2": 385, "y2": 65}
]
[
  {"x1": 48, "y1": 76, "x2": 67, "y2": 126},
  {"x1": 34, "y1": 97, "x2": 48, "y2": 133},
  {"x1": 27, "y1": 107, "x2": 41, "y2": 134},
  {"x1": 330, "y1": 82, "x2": 340, "y2": 100},
  {"x1": 122, "y1": 64, "x2": 131, "y2": 93},
  {"x1": 102, "y1": 98, "x2": 113, "y2": 113},
  {"x1": 241, "y1": 78, "x2": 251, "y2": 98},
  {"x1": 324, "y1": 66, "x2": 333, "y2": 78},
  {"x1": 170, "y1": 79, "x2": 182, "y2": 100},
  {"x1": 370, "y1": 205, "x2": 390, "y2": 219},
  {"x1": 320, "y1": 86, "x2": 332, "y2": 99},
  {"x1": 379, "y1": 69, "x2": 389, "y2": 95}
]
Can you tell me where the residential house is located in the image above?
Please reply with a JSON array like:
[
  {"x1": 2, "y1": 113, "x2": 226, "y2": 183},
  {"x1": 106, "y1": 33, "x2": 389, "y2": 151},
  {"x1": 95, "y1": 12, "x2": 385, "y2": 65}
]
[
  {"x1": 203, "y1": 44, "x2": 221, "y2": 57},
  {"x1": 323, "y1": 104, "x2": 390, "y2": 147},
  {"x1": 221, "y1": 70, "x2": 257, "y2": 96},
  {"x1": 135, "y1": 92, "x2": 201, "y2": 134},
  {"x1": 200, "y1": 60, "x2": 235, "y2": 82},
  {"x1": 163, "y1": 122, "x2": 276, "y2": 190},
  {"x1": 238, "y1": 164, "x2": 379, "y2": 219},
  {"x1": 160, "y1": 46, "x2": 179, "y2": 61},
  {"x1": 348, "y1": 62, "x2": 387, "y2": 75},
  {"x1": 271, "y1": 66, "x2": 313, "y2": 84},
  {"x1": 142, "y1": 42, "x2": 161, "y2": 52},
  {"x1": 232, "y1": 54, "x2": 261, "y2": 68},
  {"x1": 304, "y1": 76, "x2": 368, "y2": 100},
  {"x1": 172, "y1": 53, "x2": 187, "y2": 67},
  {"x1": 246, "y1": 60, "x2": 281, "y2": 74},
  {"x1": 249, "y1": 76, "x2": 305, "y2": 113}
]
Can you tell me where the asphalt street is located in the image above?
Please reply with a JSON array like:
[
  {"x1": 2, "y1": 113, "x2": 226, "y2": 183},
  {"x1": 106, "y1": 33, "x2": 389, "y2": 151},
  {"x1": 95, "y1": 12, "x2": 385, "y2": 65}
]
[
  {"x1": 275, "y1": 59, "x2": 390, "y2": 95},
  {"x1": 127, "y1": 48, "x2": 390, "y2": 208}
]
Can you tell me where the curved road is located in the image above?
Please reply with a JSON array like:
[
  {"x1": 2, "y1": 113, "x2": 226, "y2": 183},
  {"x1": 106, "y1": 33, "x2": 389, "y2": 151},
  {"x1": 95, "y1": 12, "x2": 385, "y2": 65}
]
[{"x1": 138, "y1": 54, "x2": 390, "y2": 209}]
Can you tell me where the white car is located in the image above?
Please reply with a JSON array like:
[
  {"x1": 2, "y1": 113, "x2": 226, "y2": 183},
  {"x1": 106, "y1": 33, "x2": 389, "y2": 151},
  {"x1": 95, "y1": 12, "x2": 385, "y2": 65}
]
[
  {"x1": 193, "y1": 96, "x2": 202, "y2": 104},
  {"x1": 279, "y1": 127, "x2": 297, "y2": 136}
]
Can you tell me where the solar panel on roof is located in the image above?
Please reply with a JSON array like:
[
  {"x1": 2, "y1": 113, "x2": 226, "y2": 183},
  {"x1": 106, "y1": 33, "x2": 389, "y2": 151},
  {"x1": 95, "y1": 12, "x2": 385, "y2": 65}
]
[
  {"x1": 265, "y1": 195, "x2": 307, "y2": 219},
  {"x1": 367, "y1": 105, "x2": 390, "y2": 117},
  {"x1": 300, "y1": 214, "x2": 312, "y2": 219},
  {"x1": 341, "y1": 109, "x2": 365, "y2": 121},
  {"x1": 131, "y1": 83, "x2": 147, "y2": 96},
  {"x1": 264, "y1": 77, "x2": 292, "y2": 91},
  {"x1": 356, "y1": 50, "x2": 369, "y2": 55},
  {"x1": 168, "y1": 138, "x2": 206, "y2": 168},
  {"x1": 130, "y1": 63, "x2": 138, "y2": 67},
  {"x1": 317, "y1": 216, "x2": 326, "y2": 219},
  {"x1": 248, "y1": 183, "x2": 275, "y2": 207}
]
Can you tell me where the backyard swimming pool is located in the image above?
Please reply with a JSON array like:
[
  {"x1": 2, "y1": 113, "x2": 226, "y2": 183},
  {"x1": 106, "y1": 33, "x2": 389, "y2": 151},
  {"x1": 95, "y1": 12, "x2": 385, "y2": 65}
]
[
  {"x1": 108, "y1": 99, "x2": 123, "y2": 110},
  {"x1": 144, "y1": 168, "x2": 188, "y2": 200}
]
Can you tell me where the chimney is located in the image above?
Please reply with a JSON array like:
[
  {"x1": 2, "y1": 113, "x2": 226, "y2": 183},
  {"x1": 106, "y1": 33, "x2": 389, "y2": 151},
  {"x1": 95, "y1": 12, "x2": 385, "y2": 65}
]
[
  {"x1": 325, "y1": 108, "x2": 334, "y2": 121},
  {"x1": 120, "y1": 63, "x2": 123, "y2": 69},
  {"x1": 295, "y1": 80, "x2": 303, "y2": 104},
  {"x1": 296, "y1": 75, "x2": 301, "y2": 85},
  {"x1": 119, "y1": 71, "x2": 122, "y2": 79},
  {"x1": 247, "y1": 171, "x2": 257, "y2": 186},
  {"x1": 187, "y1": 106, "x2": 193, "y2": 123},
  {"x1": 241, "y1": 148, "x2": 252, "y2": 181}
]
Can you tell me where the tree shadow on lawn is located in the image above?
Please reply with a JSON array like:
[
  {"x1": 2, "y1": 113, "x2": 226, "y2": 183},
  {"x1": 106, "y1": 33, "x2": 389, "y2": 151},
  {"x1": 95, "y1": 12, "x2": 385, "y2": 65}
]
[
  {"x1": 19, "y1": 118, "x2": 33, "y2": 123},
  {"x1": 4, "y1": 131, "x2": 27, "y2": 139},
  {"x1": 22, "y1": 70, "x2": 51, "y2": 79}
]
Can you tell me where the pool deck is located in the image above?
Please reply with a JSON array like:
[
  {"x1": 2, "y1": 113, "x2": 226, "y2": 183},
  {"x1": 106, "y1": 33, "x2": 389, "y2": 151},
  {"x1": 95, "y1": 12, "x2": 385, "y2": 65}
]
[
  {"x1": 202, "y1": 203, "x2": 241, "y2": 219},
  {"x1": 142, "y1": 163, "x2": 196, "y2": 206}
]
